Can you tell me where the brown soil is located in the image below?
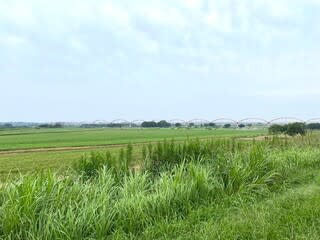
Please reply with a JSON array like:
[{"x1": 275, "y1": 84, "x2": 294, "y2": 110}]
[
  {"x1": 238, "y1": 134, "x2": 291, "y2": 141},
  {"x1": 237, "y1": 135, "x2": 270, "y2": 141},
  {"x1": 0, "y1": 142, "x2": 151, "y2": 155}
]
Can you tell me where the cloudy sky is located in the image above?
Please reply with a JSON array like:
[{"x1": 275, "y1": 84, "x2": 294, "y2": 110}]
[{"x1": 1, "y1": 0, "x2": 320, "y2": 122}]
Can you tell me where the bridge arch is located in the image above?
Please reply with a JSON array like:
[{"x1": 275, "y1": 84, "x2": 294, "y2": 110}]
[
  {"x1": 168, "y1": 119, "x2": 187, "y2": 126},
  {"x1": 130, "y1": 119, "x2": 145, "y2": 127},
  {"x1": 238, "y1": 117, "x2": 268, "y2": 124},
  {"x1": 269, "y1": 117, "x2": 305, "y2": 125},
  {"x1": 211, "y1": 118, "x2": 238, "y2": 127},
  {"x1": 186, "y1": 119, "x2": 210, "y2": 126},
  {"x1": 93, "y1": 120, "x2": 109, "y2": 124},
  {"x1": 306, "y1": 118, "x2": 320, "y2": 124},
  {"x1": 110, "y1": 119, "x2": 131, "y2": 127}
]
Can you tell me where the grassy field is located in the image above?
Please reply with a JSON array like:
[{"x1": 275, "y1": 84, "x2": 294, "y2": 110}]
[
  {"x1": 1, "y1": 134, "x2": 320, "y2": 239},
  {"x1": 0, "y1": 127, "x2": 266, "y2": 150},
  {"x1": 0, "y1": 128, "x2": 266, "y2": 180}
]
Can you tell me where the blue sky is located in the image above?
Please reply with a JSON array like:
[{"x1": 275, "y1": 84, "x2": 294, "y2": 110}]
[{"x1": 1, "y1": 0, "x2": 320, "y2": 122}]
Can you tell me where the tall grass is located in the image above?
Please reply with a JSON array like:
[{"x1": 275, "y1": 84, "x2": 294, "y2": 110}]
[
  {"x1": 73, "y1": 143, "x2": 135, "y2": 180},
  {"x1": 1, "y1": 136, "x2": 320, "y2": 239}
]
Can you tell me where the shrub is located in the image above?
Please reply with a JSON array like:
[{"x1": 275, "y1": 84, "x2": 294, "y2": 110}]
[
  {"x1": 73, "y1": 151, "x2": 116, "y2": 179},
  {"x1": 73, "y1": 144, "x2": 135, "y2": 179},
  {"x1": 269, "y1": 124, "x2": 286, "y2": 134},
  {"x1": 269, "y1": 123, "x2": 307, "y2": 136},
  {"x1": 141, "y1": 121, "x2": 157, "y2": 128},
  {"x1": 286, "y1": 122, "x2": 306, "y2": 136},
  {"x1": 307, "y1": 123, "x2": 320, "y2": 130}
]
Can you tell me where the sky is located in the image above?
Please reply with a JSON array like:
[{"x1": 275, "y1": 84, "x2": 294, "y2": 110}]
[{"x1": 1, "y1": 0, "x2": 320, "y2": 122}]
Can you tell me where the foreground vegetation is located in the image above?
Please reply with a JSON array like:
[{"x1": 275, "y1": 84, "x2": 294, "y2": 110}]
[{"x1": 1, "y1": 133, "x2": 320, "y2": 239}]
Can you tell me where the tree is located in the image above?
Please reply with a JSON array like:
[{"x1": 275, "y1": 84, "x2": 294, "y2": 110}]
[
  {"x1": 175, "y1": 123, "x2": 182, "y2": 127},
  {"x1": 53, "y1": 123, "x2": 63, "y2": 128},
  {"x1": 269, "y1": 124, "x2": 285, "y2": 134},
  {"x1": 157, "y1": 120, "x2": 171, "y2": 128},
  {"x1": 238, "y1": 124, "x2": 245, "y2": 128},
  {"x1": 268, "y1": 122, "x2": 307, "y2": 136},
  {"x1": 39, "y1": 123, "x2": 63, "y2": 128},
  {"x1": 223, "y1": 123, "x2": 231, "y2": 128},
  {"x1": 286, "y1": 122, "x2": 306, "y2": 136},
  {"x1": 307, "y1": 123, "x2": 320, "y2": 130},
  {"x1": 141, "y1": 121, "x2": 157, "y2": 128},
  {"x1": 208, "y1": 122, "x2": 216, "y2": 127},
  {"x1": 204, "y1": 123, "x2": 216, "y2": 127}
]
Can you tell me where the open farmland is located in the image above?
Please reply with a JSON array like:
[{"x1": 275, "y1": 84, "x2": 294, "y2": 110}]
[
  {"x1": 0, "y1": 127, "x2": 266, "y2": 179},
  {"x1": 1, "y1": 131, "x2": 320, "y2": 239},
  {"x1": 0, "y1": 127, "x2": 267, "y2": 151}
]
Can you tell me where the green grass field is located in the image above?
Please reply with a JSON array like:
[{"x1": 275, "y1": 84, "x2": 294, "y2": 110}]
[
  {"x1": 1, "y1": 128, "x2": 320, "y2": 239},
  {"x1": 0, "y1": 127, "x2": 266, "y2": 150},
  {"x1": 1, "y1": 134, "x2": 320, "y2": 239},
  {"x1": 0, "y1": 127, "x2": 266, "y2": 179}
]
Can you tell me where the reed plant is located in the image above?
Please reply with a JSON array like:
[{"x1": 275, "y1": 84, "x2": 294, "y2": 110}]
[{"x1": 1, "y1": 136, "x2": 320, "y2": 239}]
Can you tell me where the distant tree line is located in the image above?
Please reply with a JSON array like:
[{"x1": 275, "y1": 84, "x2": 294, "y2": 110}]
[
  {"x1": 0, "y1": 123, "x2": 13, "y2": 129},
  {"x1": 141, "y1": 120, "x2": 171, "y2": 128},
  {"x1": 269, "y1": 122, "x2": 307, "y2": 136},
  {"x1": 269, "y1": 122, "x2": 320, "y2": 136},
  {"x1": 80, "y1": 123, "x2": 130, "y2": 128},
  {"x1": 79, "y1": 122, "x2": 242, "y2": 128},
  {"x1": 38, "y1": 123, "x2": 63, "y2": 128},
  {"x1": 307, "y1": 123, "x2": 320, "y2": 130}
]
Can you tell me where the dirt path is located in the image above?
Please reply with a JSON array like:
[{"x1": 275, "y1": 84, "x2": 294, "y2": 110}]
[
  {"x1": 0, "y1": 142, "x2": 149, "y2": 155},
  {"x1": 237, "y1": 135, "x2": 270, "y2": 141},
  {"x1": 237, "y1": 135, "x2": 291, "y2": 141}
]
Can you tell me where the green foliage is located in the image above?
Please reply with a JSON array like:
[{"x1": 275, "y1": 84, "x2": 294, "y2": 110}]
[
  {"x1": 0, "y1": 127, "x2": 266, "y2": 151},
  {"x1": 156, "y1": 120, "x2": 171, "y2": 128},
  {"x1": 1, "y1": 136, "x2": 320, "y2": 239},
  {"x1": 73, "y1": 151, "x2": 116, "y2": 179},
  {"x1": 141, "y1": 121, "x2": 158, "y2": 128},
  {"x1": 307, "y1": 122, "x2": 320, "y2": 130},
  {"x1": 269, "y1": 124, "x2": 286, "y2": 134},
  {"x1": 216, "y1": 144, "x2": 281, "y2": 195},
  {"x1": 38, "y1": 123, "x2": 63, "y2": 128},
  {"x1": 286, "y1": 122, "x2": 307, "y2": 136},
  {"x1": 0, "y1": 123, "x2": 13, "y2": 129},
  {"x1": 141, "y1": 120, "x2": 171, "y2": 128},
  {"x1": 269, "y1": 122, "x2": 307, "y2": 136},
  {"x1": 204, "y1": 122, "x2": 216, "y2": 127},
  {"x1": 73, "y1": 144, "x2": 135, "y2": 179}
]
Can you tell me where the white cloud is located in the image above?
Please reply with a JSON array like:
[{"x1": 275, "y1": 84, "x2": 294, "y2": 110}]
[
  {"x1": 258, "y1": 0, "x2": 297, "y2": 17},
  {"x1": 0, "y1": 1, "x2": 35, "y2": 25},
  {"x1": 0, "y1": 34, "x2": 27, "y2": 46},
  {"x1": 1, "y1": 0, "x2": 320, "y2": 120},
  {"x1": 256, "y1": 88, "x2": 320, "y2": 98},
  {"x1": 100, "y1": 2, "x2": 130, "y2": 26},
  {"x1": 137, "y1": 2, "x2": 187, "y2": 28},
  {"x1": 68, "y1": 37, "x2": 88, "y2": 53}
]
